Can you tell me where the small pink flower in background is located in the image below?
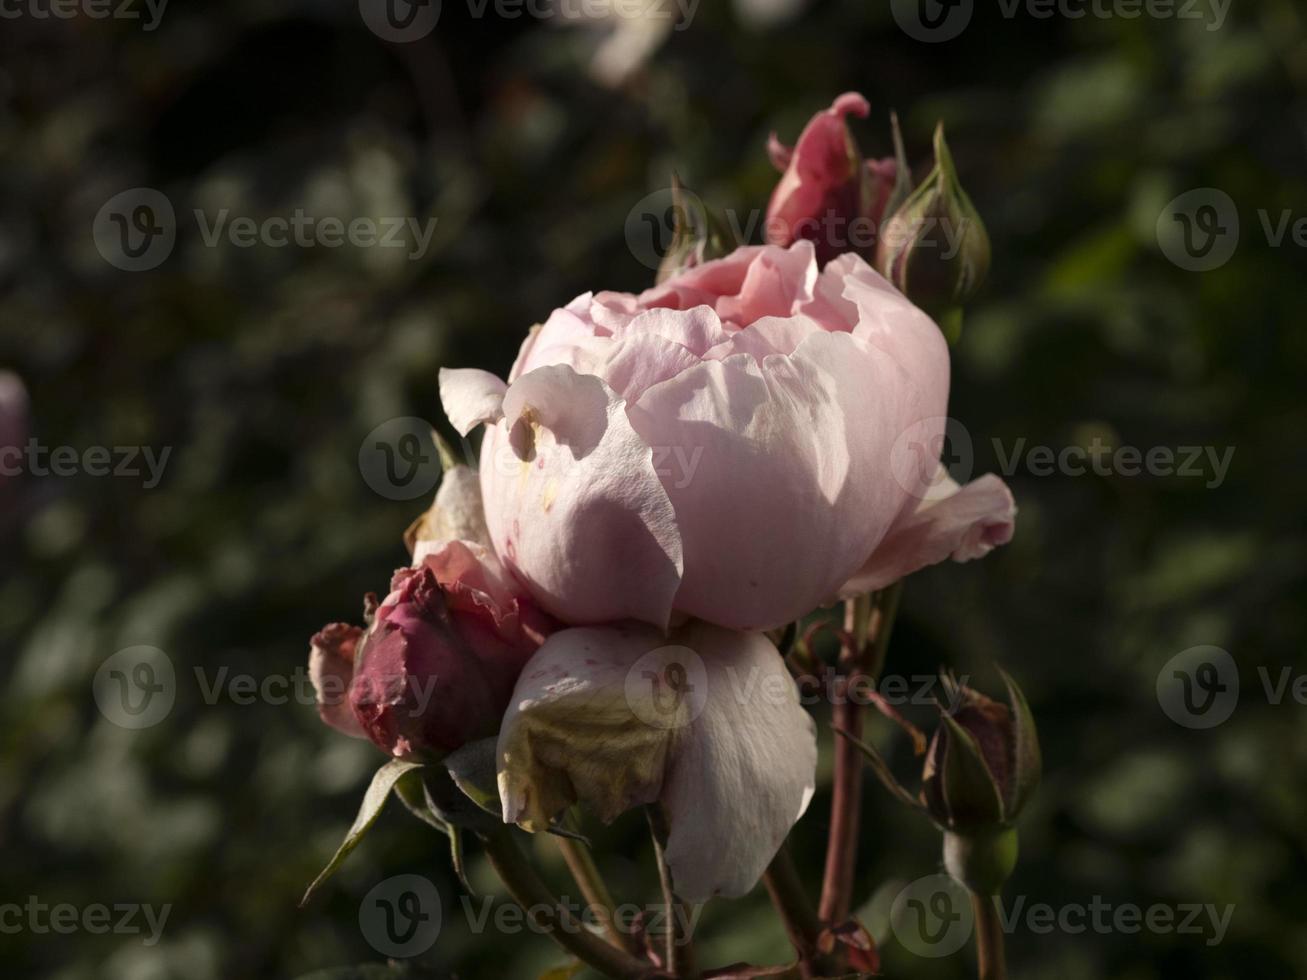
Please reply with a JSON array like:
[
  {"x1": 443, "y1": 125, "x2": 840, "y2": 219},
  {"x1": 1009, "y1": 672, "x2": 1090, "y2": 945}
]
[
  {"x1": 310, "y1": 465, "x2": 553, "y2": 761},
  {"x1": 441, "y1": 241, "x2": 1014, "y2": 634},
  {"x1": 765, "y1": 92, "x2": 899, "y2": 265},
  {"x1": 0, "y1": 371, "x2": 28, "y2": 487}
]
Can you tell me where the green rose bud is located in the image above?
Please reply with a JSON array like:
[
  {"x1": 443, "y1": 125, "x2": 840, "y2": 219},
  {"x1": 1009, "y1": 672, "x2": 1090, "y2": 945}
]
[
  {"x1": 875, "y1": 123, "x2": 991, "y2": 342},
  {"x1": 922, "y1": 670, "x2": 1040, "y2": 894}
]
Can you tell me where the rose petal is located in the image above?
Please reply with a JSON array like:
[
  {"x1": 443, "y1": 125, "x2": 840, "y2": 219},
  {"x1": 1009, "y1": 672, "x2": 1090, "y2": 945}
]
[
  {"x1": 841, "y1": 468, "x2": 1017, "y2": 595},
  {"x1": 407, "y1": 464, "x2": 490, "y2": 558},
  {"x1": 479, "y1": 364, "x2": 684, "y2": 627},
  {"x1": 496, "y1": 623, "x2": 673, "y2": 829},
  {"x1": 309, "y1": 623, "x2": 367, "y2": 739},
  {"x1": 495, "y1": 621, "x2": 817, "y2": 903},
  {"x1": 660, "y1": 622, "x2": 817, "y2": 901},
  {"x1": 628, "y1": 330, "x2": 907, "y2": 630},
  {"x1": 439, "y1": 368, "x2": 508, "y2": 436}
]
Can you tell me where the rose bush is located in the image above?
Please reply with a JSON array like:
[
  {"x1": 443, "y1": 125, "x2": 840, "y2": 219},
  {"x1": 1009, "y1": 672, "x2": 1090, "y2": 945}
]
[{"x1": 441, "y1": 240, "x2": 1015, "y2": 633}]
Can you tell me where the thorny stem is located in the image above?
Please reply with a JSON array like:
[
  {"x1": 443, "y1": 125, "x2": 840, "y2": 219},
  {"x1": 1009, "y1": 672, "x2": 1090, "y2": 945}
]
[
  {"x1": 479, "y1": 825, "x2": 661, "y2": 980},
  {"x1": 818, "y1": 582, "x2": 903, "y2": 926},
  {"x1": 646, "y1": 806, "x2": 698, "y2": 978}
]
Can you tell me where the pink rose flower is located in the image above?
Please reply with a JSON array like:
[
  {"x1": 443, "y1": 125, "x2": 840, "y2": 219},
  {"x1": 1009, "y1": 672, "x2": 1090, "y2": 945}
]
[
  {"x1": 440, "y1": 241, "x2": 1014, "y2": 633},
  {"x1": 765, "y1": 92, "x2": 899, "y2": 265},
  {"x1": 0, "y1": 371, "x2": 28, "y2": 489}
]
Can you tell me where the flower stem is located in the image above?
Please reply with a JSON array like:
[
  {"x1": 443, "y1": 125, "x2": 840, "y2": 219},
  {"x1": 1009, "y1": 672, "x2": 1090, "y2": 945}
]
[
  {"x1": 645, "y1": 806, "x2": 698, "y2": 978},
  {"x1": 555, "y1": 833, "x2": 640, "y2": 954},
  {"x1": 478, "y1": 825, "x2": 660, "y2": 980},
  {"x1": 971, "y1": 892, "x2": 1007, "y2": 980},
  {"x1": 818, "y1": 583, "x2": 902, "y2": 926},
  {"x1": 761, "y1": 844, "x2": 826, "y2": 978}
]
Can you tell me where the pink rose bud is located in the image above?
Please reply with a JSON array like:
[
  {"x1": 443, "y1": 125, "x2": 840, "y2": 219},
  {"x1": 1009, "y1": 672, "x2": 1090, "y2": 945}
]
[
  {"x1": 349, "y1": 565, "x2": 500, "y2": 760},
  {"x1": 310, "y1": 541, "x2": 552, "y2": 761},
  {"x1": 766, "y1": 92, "x2": 900, "y2": 265}
]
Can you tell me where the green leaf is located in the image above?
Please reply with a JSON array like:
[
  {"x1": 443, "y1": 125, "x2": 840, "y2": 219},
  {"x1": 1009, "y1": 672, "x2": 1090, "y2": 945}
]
[
  {"x1": 300, "y1": 759, "x2": 423, "y2": 907},
  {"x1": 537, "y1": 961, "x2": 583, "y2": 980},
  {"x1": 998, "y1": 666, "x2": 1042, "y2": 819},
  {"x1": 394, "y1": 769, "x2": 450, "y2": 832}
]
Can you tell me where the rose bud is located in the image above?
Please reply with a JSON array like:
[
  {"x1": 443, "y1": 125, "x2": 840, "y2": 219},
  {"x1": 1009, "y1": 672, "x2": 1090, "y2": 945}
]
[
  {"x1": 766, "y1": 92, "x2": 900, "y2": 265},
  {"x1": 875, "y1": 123, "x2": 990, "y2": 341},
  {"x1": 656, "y1": 174, "x2": 736, "y2": 284},
  {"x1": 922, "y1": 670, "x2": 1040, "y2": 894},
  {"x1": 309, "y1": 540, "x2": 553, "y2": 761}
]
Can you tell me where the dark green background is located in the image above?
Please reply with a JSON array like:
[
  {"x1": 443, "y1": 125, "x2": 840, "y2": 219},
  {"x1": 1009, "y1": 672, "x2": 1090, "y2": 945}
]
[{"x1": 2, "y1": 0, "x2": 1304, "y2": 977}]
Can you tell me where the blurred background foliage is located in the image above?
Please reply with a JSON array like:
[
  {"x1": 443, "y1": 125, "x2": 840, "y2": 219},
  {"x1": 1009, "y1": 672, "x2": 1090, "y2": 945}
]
[{"x1": 1, "y1": 0, "x2": 1305, "y2": 977}]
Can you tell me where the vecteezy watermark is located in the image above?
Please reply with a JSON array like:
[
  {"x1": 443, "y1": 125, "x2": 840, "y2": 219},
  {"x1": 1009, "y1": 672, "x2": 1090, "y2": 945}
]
[
  {"x1": 93, "y1": 188, "x2": 438, "y2": 272},
  {"x1": 1158, "y1": 646, "x2": 1307, "y2": 729},
  {"x1": 358, "y1": 417, "x2": 443, "y2": 501},
  {"x1": 625, "y1": 645, "x2": 710, "y2": 731},
  {"x1": 459, "y1": 892, "x2": 702, "y2": 941},
  {"x1": 360, "y1": 876, "x2": 443, "y2": 958},
  {"x1": 992, "y1": 438, "x2": 1235, "y2": 490},
  {"x1": 93, "y1": 647, "x2": 444, "y2": 729},
  {"x1": 0, "y1": 898, "x2": 171, "y2": 945},
  {"x1": 0, "y1": 440, "x2": 171, "y2": 488},
  {"x1": 890, "y1": 874, "x2": 1234, "y2": 957},
  {"x1": 1157, "y1": 189, "x2": 1307, "y2": 271},
  {"x1": 93, "y1": 646, "x2": 176, "y2": 730},
  {"x1": 890, "y1": 416, "x2": 1235, "y2": 495},
  {"x1": 359, "y1": 0, "x2": 698, "y2": 43},
  {"x1": 890, "y1": 0, "x2": 1229, "y2": 43},
  {"x1": 622, "y1": 187, "x2": 974, "y2": 272},
  {"x1": 0, "y1": 0, "x2": 167, "y2": 30}
]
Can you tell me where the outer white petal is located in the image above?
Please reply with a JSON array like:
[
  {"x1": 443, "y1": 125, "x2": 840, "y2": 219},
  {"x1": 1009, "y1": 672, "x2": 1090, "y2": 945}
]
[
  {"x1": 438, "y1": 367, "x2": 508, "y2": 436},
  {"x1": 495, "y1": 622, "x2": 817, "y2": 905},
  {"x1": 660, "y1": 622, "x2": 817, "y2": 902}
]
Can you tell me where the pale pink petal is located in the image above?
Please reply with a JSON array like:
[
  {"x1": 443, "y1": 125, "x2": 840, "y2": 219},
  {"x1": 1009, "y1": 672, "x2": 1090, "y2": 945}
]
[
  {"x1": 309, "y1": 623, "x2": 367, "y2": 739},
  {"x1": 660, "y1": 622, "x2": 816, "y2": 901},
  {"x1": 616, "y1": 306, "x2": 730, "y2": 357},
  {"x1": 841, "y1": 469, "x2": 1017, "y2": 595},
  {"x1": 479, "y1": 365, "x2": 683, "y2": 627},
  {"x1": 628, "y1": 330, "x2": 908, "y2": 631},
  {"x1": 438, "y1": 368, "x2": 508, "y2": 436},
  {"x1": 703, "y1": 314, "x2": 824, "y2": 362},
  {"x1": 593, "y1": 332, "x2": 702, "y2": 403}
]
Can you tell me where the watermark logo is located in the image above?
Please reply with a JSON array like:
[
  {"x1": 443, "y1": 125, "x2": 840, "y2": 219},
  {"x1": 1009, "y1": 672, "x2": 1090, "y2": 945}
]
[
  {"x1": 1156, "y1": 189, "x2": 1240, "y2": 272},
  {"x1": 0, "y1": 0, "x2": 168, "y2": 31},
  {"x1": 93, "y1": 646, "x2": 176, "y2": 729},
  {"x1": 1157, "y1": 645, "x2": 1239, "y2": 729},
  {"x1": 890, "y1": 874, "x2": 974, "y2": 957},
  {"x1": 360, "y1": 875, "x2": 443, "y2": 958},
  {"x1": 890, "y1": 415, "x2": 975, "y2": 500},
  {"x1": 625, "y1": 644, "x2": 709, "y2": 731},
  {"x1": 359, "y1": 0, "x2": 441, "y2": 41},
  {"x1": 93, "y1": 188, "x2": 176, "y2": 272},
  {"x1": 0, "y1": 898, "x2": 170, "y2": 945},
  {"x1": 358, "y1": 417, "x2": 442, "y2": 501},
  {"x1": 623, "y1": 186, "x2": 708, "y2": 272},
  {"x1": 891, "y1": 0, "x2": 974, "y2": 42}
]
